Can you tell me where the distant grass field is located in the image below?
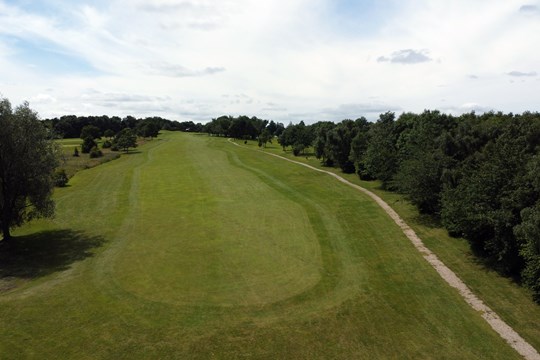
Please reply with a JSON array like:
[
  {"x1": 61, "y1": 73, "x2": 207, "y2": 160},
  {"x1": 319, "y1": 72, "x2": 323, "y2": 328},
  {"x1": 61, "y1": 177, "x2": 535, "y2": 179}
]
[
  {"x1": 0, "y1": 132, "x2": 530, "y2": 358},
  {"x1": 55, "y1": 138, "x2": 120, "y2": 178}
]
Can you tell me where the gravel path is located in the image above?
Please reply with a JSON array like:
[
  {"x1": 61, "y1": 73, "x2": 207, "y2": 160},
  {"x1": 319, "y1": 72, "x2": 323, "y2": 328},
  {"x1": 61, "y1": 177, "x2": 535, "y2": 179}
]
[{"x1": 229, "y1": 140, "x2": 540, "y2": 360}]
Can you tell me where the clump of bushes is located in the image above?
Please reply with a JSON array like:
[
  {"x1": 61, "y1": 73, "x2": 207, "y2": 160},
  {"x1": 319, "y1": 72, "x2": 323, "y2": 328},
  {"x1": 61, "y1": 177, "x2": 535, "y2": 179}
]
[
  {"x1": 292, "y1": 143, "x2": 305, "y2": 156},
  {"x1": 54, "y1": 169, "x2": 69, "y2": 187},
  {"x1": 81, "y1": 137, "x2": 97, "y2": 153},
  {"x1": 89, "y1": 146, "x2": 103, "y2": 158},
  {"x1": 102, "y1": 140, "x2": 112, "y2": 149}
]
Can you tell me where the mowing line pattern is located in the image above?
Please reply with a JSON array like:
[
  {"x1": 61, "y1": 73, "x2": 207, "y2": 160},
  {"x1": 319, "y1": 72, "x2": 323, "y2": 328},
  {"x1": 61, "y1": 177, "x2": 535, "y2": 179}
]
[{"x1": 228, "y1": 139, "x2": 540, "y2": 360}]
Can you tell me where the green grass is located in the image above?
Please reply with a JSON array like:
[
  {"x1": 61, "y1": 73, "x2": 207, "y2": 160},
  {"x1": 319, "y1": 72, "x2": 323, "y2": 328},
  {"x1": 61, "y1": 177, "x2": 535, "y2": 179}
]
[
  {"x1": 0, "y1": 132, "x2": 529, "y2": 358},
  {"x1": 55, "y1": 138, "x2": 121, "y2": 178},
  {"x1": 258, "y1": 138, "x2": 540, "y2": 353}
]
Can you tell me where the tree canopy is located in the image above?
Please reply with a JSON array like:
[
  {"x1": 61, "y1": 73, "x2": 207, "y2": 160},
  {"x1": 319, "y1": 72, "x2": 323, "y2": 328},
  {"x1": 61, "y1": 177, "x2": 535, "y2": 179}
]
[{"x1": 0, "y1": 98, "x2": 59, "y2": 242}]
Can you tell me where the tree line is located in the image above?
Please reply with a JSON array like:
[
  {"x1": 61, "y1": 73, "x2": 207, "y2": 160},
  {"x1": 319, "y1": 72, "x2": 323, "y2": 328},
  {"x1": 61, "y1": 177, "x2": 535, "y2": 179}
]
[
  {"x1": 205, "y1": 111, "x2": 540, "y2": 303},
  {"x1": 43, "y1": 115, "x2": 204, "y2": 139},
  {"x1": 204, "y1": 115, "x2": 285, "y2": 147}
]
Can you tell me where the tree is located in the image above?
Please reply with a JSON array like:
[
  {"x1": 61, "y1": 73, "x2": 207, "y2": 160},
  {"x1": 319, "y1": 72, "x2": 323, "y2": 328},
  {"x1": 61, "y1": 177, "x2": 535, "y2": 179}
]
[
  {"x1": 0, "y1": 98, "x2": 59, "y2": 242},
  {"x1": 137, "y1": 121, "x2": 160, "y2": 139},
  {"x1": 81, "y1": 136, "x2": 97, "y2": 153},
  {"x1": 364, "y1": 112, "x2": 399, "y2": 188},
  {"x1": 104, "y1": 129, "x2": 115, "y2": 139},
  {"x1": 114, "y1": 128, "x2": 138, "y2": 152},
  {"x1": 515, "y1": 203, "x2": 540, "y2": 303},
  {"x1": 80, "y1": 125, "x2": 101, "y2": 140}
]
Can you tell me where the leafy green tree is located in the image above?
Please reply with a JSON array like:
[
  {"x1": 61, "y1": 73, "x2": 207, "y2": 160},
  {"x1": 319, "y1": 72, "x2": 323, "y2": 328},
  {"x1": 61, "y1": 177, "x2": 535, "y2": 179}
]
[
  {"x1": 81, "y1": 136, "x2": 97, "y2": 153},
  {"x1": 114, "y1": 128, "x2": 138, "y2": 153},
  {"x1": 392, "y1": 111, "x2": 456, "y2": 214},
  {"x1": 313, "y1": 121, "x2": 336, "y2": 166},
  {"x1": 54, "y1": 169, "x2": 69, "y2": 187},
  {"x1": 137, "y1": 121, "x2": 160, "y2": 139},
  {"x1": 515, "y1": 204, "x2": 540, "y2": 303},
  {"x1": 278, "y1": 121, "x2": 314, "y2": 154},
  {"x1": 0, "y1": 98, "x2": 59, "y2": 242},
  {"x1": 441, "y1": 117, "x2": 539, "y2": 274},
  {"x1": 80, "y1": 125, "x2": 101, "y2": 140},
  {"x1": 364, "y1": 112, "x2": 399, "y2": 188},
  {"x1": 258, "y1": 128, "x2": 273, "y2": 147},
  {"x1": 104, "y1": 129, "x2": 115, "y2": 139}
]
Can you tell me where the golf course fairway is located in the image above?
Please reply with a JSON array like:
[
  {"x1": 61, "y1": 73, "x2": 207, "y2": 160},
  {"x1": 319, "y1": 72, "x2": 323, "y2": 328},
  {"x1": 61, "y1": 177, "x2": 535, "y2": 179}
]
[{"x1": 0, "y1": 132, "x2": 526, "y2": 358}]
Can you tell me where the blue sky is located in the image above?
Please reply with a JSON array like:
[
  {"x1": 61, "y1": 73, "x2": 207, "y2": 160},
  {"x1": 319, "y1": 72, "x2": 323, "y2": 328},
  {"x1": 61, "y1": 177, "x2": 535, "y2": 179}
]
[{"x1": 0, "y1": 0, "x2": 539, "y2": 123}]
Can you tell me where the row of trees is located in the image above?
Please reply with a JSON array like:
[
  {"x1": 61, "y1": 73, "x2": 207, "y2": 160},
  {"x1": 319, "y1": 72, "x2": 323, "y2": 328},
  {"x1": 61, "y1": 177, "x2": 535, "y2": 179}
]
[
  {"x1": 43, "y1": 115, "x2": 203, "y2": 139},
  {"x1": 274, "y1": 110, "x2": 539, "y2": 302},
  {"x1": 204, "y1": 115, "x2": 285, "y2": 147}
]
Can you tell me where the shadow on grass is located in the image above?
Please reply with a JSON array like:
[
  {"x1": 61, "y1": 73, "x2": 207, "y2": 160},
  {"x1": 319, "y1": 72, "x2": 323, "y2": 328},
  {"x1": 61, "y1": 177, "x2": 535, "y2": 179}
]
[
  {"x1": 0, "y1": 229, "x2": 105, "y2": 280},
  {"x1": 412, "y1": 212, "x2": 443, "y2": 229},
  {"x1": 121, "y1": 150, "x2": 142, "y2": 155}
]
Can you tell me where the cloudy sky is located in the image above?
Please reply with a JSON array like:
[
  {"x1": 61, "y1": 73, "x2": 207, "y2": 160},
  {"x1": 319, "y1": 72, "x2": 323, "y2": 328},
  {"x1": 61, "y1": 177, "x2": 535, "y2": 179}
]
[{"x1": 1, "y1": 0, "x2": 539, "y2": 123}]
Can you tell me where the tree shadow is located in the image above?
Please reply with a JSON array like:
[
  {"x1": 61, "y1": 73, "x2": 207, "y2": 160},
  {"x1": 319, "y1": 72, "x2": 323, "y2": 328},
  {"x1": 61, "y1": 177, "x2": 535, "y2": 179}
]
[
  {"x1": 122, "y1": 150, "x2": 142, "y2": 155},
  {"x1": 0, "y1": 229, "x2": 105, "y2": 280},
  {"x1": 412, "y1": 212, "x2": 442, "y2": 229}
]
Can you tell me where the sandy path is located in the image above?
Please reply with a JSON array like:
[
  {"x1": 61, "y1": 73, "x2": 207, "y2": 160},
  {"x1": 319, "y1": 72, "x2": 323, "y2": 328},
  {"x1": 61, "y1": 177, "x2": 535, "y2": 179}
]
[{"x1": 229, "y1": 139, "x2": 540, "y2": 360}]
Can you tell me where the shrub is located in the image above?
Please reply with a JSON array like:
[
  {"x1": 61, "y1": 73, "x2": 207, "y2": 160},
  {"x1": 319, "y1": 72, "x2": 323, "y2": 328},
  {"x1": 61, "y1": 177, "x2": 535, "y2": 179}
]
[
  {"x1": 81, "y1": 136, "x2": 97, "y2": 153},
  {"x1": 54, "y1": 169, "x2": 69, "y2": 187},
  {"x1": 73, "y1": 147, "x2": 79, "y2": 157},
  {"x1": 89, "y1": 146, "x2": 103, "y2": 158},
  {"x1": 102, "y1": 140, "x2": 112, "y2": 149},
  {"x1": 111, "y1": 143, "x2": 119, "y2": 151},
  {"x1": 292, "y1": 143, "x2": 305, "y2": 156}
]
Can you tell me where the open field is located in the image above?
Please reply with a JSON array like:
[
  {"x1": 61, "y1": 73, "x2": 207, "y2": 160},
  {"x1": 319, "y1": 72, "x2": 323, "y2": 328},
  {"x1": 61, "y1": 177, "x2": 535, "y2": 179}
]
[{"x1": 0, "y1": 132, "x2": 533, "y2": 358}]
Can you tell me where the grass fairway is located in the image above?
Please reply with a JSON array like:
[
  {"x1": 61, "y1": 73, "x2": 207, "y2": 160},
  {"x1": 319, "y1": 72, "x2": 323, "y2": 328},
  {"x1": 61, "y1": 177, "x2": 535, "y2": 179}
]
[{"x1": 0, "y1": 132, "x2": 525, "y2": 359}]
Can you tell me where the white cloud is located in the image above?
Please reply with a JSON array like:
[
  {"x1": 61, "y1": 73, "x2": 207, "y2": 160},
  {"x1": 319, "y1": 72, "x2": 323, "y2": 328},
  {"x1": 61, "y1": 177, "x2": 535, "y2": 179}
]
[
  {"x1": 377, "y1": 49, "x2": 432, "y2": 64},
  {"x1": 507, "y1": 70, "x2": 537, "y2": 77}
]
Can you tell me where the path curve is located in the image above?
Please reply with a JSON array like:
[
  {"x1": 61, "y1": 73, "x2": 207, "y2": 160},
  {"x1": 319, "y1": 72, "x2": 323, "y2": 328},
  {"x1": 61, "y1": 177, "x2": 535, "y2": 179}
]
[{"x1": 228, "y1": 139, "x2": 540, "y2": 360}]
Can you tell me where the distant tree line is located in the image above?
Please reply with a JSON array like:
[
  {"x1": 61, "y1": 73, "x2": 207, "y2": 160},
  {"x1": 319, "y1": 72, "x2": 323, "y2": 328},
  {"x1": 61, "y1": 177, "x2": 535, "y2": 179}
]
[
  {"x1": 203, "y1": 115, "x2": 285, "y2": 147},
  {"x1": 43, "y1": 115, "x2": 204, "y2": 139}
]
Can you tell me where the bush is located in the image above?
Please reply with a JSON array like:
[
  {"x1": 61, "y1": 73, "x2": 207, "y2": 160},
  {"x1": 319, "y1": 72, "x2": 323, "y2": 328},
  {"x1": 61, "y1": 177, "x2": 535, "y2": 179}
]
[
  {"x1": 54, "y1": 169, "x2": 69, "y2": 187},
  {"x1": 73, "y1": 147, "x2": 79, "y2": 157},
  {"x1": 81, "y1": 136, "x2": 97, "y2": 153},
  {"x1": 292, "y1": 143, "x2": 305, "y2": 156},
  {"x1": 102, "y1": 140, "x2": 112, "y2": 149},
  {"x1": 89, "y1": 146, "x2": 103, "y2": 158},
  {"x1": 111, "y1": 143, "x2": 119, "y2": 151}
]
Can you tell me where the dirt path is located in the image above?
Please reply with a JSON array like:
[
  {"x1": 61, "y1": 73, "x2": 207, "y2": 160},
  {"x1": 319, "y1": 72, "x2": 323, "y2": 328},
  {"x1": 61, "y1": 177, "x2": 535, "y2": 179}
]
[{"x1": 229, "y1": 140, "x2": 540, "y2": 360}]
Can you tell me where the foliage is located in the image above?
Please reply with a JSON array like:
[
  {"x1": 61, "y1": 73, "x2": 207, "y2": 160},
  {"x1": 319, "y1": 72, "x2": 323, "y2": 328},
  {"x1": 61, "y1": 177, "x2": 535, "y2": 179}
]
[
  {"x1": 89, "y1": 146, "x2": 103, "y2": 158},
  {"x1": 136, "y1": 120, "x2": 160, "y2": 139},
  {"x1": 43, "y1": 114, "x2": 199, "y2": 139},
  {"x1": 515, "y1": 204, "x2": 540, "y2": 303},
  {"x1": 80, "y1": 125, "x2": 101, "y2": 140},
  {"x1": 54, "y1": 169, "x2": 69, "y2": 187},
  {"x1": 278, "y1": 121, "x2": 315, "y2": 154},
  {"x1": 0, "y1": 98, "x2": 59, "y2": 241},
  {"x1": 204, "y1": 115, "x2": 284, "y2": 141},
  {"x1": 102, "y1": 140, "x2": 112, "y2": 149},
  {"x1": 114, "y1": 128, "x2": 138, "y2": 152},
  {"x1": 103, "y1": 129, "x2": 115, "y2": 138},
  {"x1": 363, "y1": 112, "x2": 399, "y2": 189},
  {"x1": 81, "y1": 136, "x2": 97, "y2": 153},
  {"x1": 73, "y1": 147, "x2": 79, "y2": 157}
]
